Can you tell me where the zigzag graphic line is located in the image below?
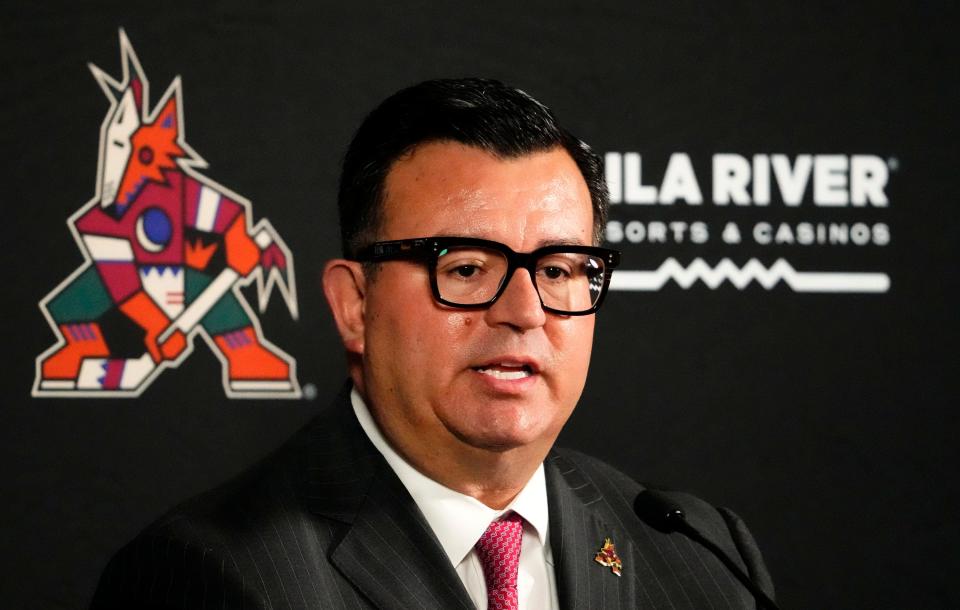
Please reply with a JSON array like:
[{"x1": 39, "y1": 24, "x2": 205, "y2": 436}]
[{"x1": 610, "y1": 258, "x2": 890, "y2": 293}]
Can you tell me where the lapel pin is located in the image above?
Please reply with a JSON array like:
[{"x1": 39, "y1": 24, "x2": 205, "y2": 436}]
[{"x1": 594, "y1": 537, "x2": 622, "y2": 576}]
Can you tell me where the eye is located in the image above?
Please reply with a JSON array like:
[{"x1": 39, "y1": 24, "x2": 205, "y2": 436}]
[
  {"x1": 436, "y1": 247, "x2": 502, "y2": 284},
  {"x1": 439, "y1": 258, "x2": 488, "y2": 282},
  {"x1": 448, "y1": 264, "x2": 484, "y2": 280},
  {"x1": 138, "y1": 146, "x2": 154, "y2": 164},
  {"x1": 537, "y1": 265, "x2": 570, "y2": 282},
  {"x1": 539, "y1": 266, "x2": 570, "y2": 280}
]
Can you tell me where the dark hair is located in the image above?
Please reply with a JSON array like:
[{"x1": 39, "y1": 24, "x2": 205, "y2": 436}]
[{"x1": 337, "y1": 78, "x2": 608, "y2": 258}]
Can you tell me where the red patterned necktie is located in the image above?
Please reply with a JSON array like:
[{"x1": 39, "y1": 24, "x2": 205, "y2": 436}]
[{"x1": 474, "y1": 511, "x2": 525, "y2": 610}]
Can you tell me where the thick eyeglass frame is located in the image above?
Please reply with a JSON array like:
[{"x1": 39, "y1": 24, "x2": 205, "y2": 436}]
[{"x1": 352, "y1": 236, "x2": 621, "y2": 315}]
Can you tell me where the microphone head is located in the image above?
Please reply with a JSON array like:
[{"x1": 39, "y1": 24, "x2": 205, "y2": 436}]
[{"x1": 634, "y1": 489, "x2": 687, "y2": 533}]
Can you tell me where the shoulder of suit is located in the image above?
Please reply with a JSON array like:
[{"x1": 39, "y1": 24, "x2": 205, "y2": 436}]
[
  {"x1": 550, "y1": 446, "x2": 736, "y2": 537},
  {"x1": 550, "y1": 446, "x2": 643, "y2": 496},
  {"x1": 139, "y1": 402, "x2": 349, "y2": 541},
  {"x1": 550, "y1": 447, "x2": 774, "y2": 598}
]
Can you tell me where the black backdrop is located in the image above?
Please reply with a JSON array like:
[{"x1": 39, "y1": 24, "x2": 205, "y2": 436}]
[{"x1": 2, "y1": 2, "x2": 957, "y2": 608}]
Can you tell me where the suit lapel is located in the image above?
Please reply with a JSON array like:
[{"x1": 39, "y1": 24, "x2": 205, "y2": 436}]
[
  {"x1": 547, "y1": 451, "x2": 756, "y2": 610},
  {"x1": 329, "y1": 461, "x2": 475, "y2": 609},
  {"x1": 546, "y1": 451, "x2": 636, "y2": 610},
  {"x1": 299, "y1": 385, "x2": 474, "y2": 609}
]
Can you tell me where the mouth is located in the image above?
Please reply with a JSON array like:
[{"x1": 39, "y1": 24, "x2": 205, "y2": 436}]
[{"x1": 471, "y1": 360, "x2": 539, "y2": 381}]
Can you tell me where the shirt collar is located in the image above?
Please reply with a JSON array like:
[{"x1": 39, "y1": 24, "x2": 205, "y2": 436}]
[{"x1": 350, "y1": 387, "x2": 550, "y2": 566}]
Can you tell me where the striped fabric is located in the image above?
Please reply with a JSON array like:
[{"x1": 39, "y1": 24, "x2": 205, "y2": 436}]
[{"x1": 90, "y1": 384, "x2": 774, "y2": 609}]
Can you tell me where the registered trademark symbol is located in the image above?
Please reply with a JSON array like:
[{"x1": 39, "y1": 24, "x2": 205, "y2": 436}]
[
  {"x1": 303, "y1": 383, "x2": 317, "y2": 400},
  {"x1": 887, "y1": 157, "x2": 899, "y2": 171}
]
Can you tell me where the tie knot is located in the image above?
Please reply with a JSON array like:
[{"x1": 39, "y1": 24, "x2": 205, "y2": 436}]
[{"x1": 474, "y1": 512, "x2": 524, "y2": 610}]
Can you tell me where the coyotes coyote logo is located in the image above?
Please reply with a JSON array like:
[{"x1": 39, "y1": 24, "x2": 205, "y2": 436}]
[{"x1": 33, "y1": 31, "x2": 300, "y2": 398}]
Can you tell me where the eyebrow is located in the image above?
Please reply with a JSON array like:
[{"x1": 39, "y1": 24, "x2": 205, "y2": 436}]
[{"x1": 537, "y1": 238, "x2": 590, "y2": 248}]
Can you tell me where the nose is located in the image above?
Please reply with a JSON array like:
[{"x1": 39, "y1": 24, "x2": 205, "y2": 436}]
[{"x1": 484, "y1": 268, "x2": 547, "y2": 331}]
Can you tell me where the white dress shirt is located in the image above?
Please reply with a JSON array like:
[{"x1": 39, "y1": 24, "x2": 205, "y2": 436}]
[{"x1": 351, "y1": 388, "x2": 560, "y2": 610}]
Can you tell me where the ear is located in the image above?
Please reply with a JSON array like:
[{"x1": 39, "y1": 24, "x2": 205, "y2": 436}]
[
  {"x1": 151, "y1": 78, "x2": 181, "y2": 137},
  {"x1": 89, "y1": 61, "x2": 122, "y2": 104},
  {"x1": 322, "y1": 259, "x2": 367, "y2": 354}
]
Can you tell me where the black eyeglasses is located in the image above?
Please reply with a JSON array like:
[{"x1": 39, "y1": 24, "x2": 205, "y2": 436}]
[{"x1": 353, "y1": 236, "x2": 620, "y2": 315}]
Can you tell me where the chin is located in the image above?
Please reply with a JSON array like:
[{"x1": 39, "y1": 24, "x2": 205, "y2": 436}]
[
  {"x1": 448, "y1": 412, "x2": 561, "y2": 454},
  {"x1": 459, "y1": 433, "x2": 534, "y2": 453}
]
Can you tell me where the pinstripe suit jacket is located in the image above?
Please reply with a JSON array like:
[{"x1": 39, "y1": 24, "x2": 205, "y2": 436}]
[{"x1": 91, "y1": 386, "x2": 774, "y2": 609}]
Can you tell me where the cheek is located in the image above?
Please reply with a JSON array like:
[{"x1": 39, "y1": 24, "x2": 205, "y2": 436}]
[
  {"x1": 554, "y1": 315, "x2": 594, "y2": 351},
  {"x1": 445, "y1": 311, "x2": 473, "y2": 333},
  {"x1": 436, "y1": 312, "x2": 479, "y2": 362},
  {"x1": 370, "y1": 298, "x2": 477, "y2": 371},
  {"x1": 549, "y1": 318, "x2": 595, "y2": 387}
]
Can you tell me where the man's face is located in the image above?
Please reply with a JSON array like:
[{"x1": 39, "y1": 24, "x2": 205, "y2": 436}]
[{"x1": 360, "y1": 141, "x2": 596, "y2": 458}]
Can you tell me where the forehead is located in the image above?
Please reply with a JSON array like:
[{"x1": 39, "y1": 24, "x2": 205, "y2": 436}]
[{"x1": 381, "y1": 141, "x2": 594, "y2": 248}]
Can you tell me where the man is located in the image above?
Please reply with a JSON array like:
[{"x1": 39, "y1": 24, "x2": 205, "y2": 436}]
[{"x1": 92, "y1": 78, "x2": 774, "y2": 609}]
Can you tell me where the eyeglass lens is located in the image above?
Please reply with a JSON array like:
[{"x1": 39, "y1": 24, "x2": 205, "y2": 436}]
[{"x1": 435, "y1": 246, "x2": 606, "y2": 312}]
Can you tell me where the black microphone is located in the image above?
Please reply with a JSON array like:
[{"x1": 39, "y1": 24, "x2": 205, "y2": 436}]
[{"x1": 634, "y1": 490, "x2": 781, "y2": 610}]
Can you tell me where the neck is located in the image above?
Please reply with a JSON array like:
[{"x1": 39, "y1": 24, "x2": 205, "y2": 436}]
[
  {"x1": 404, "y1": 442, "x2": 546, "y2": 509},
  {"x1": 385, "y1": 414, "x2": 549, "y2": 509}
]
